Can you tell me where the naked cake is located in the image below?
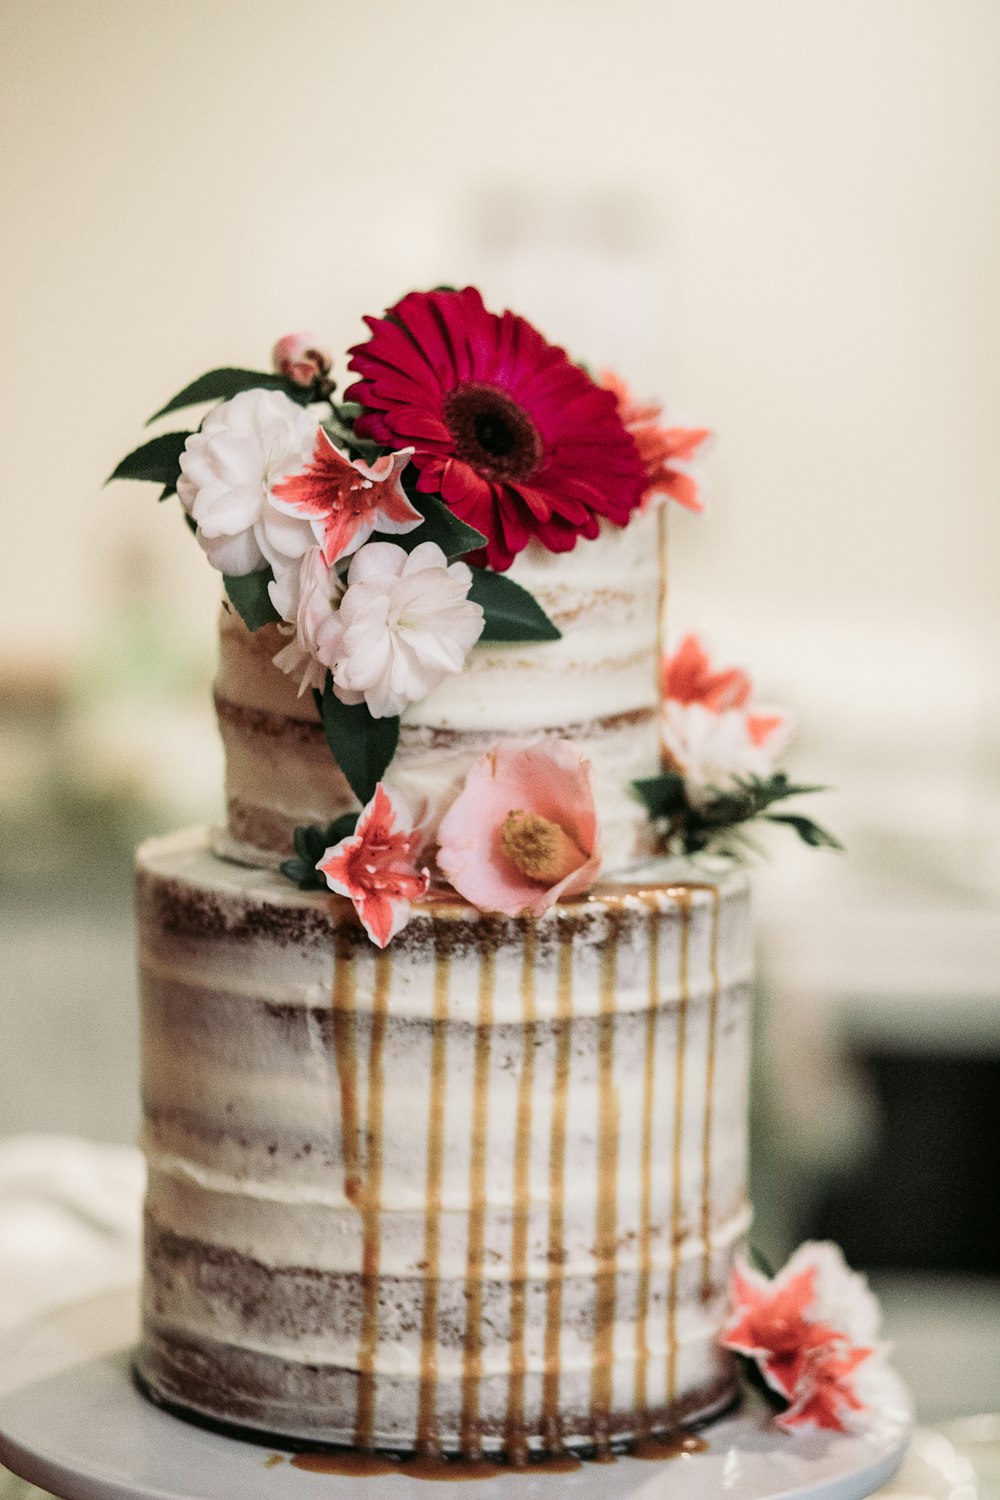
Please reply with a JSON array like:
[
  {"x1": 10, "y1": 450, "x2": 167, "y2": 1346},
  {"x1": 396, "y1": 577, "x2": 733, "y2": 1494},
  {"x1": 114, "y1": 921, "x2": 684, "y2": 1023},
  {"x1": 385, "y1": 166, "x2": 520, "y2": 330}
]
[{"x1": 115, "y1": 287, "x2": 840, "y2": 1457}]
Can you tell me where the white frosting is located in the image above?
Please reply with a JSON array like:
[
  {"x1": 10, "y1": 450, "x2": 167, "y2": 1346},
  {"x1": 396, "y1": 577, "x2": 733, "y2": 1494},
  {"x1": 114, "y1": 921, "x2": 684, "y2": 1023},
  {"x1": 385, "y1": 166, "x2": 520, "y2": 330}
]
[
  {"x1": 136, "y1": 829, "x2": 753, "y2": 1450},
  {"x1": 214, "y1": 514, "x2": 664, "y2": 870}
]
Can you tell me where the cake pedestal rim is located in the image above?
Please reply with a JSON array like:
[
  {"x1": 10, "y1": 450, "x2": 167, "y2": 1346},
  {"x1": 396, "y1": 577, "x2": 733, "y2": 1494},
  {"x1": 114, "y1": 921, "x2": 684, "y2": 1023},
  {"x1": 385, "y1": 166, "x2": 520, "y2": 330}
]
[{"x1": 0, "y1": 1285, "x2": 912, "y2": 1500}]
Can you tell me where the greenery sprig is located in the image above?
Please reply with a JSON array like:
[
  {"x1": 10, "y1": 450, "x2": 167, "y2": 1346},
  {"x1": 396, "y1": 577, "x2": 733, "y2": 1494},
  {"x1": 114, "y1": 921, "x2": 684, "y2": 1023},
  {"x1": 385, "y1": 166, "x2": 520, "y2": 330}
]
[{"x1": 632, "y1": 770, "x2": 842, "y2": 858}]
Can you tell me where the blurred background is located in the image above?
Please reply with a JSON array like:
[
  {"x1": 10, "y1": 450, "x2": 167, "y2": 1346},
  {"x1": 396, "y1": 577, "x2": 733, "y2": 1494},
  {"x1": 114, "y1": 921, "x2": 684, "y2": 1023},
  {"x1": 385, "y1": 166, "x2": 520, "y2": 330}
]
[{"x1": 1, "y1": 0, "x2": 998, "y2": 1442}]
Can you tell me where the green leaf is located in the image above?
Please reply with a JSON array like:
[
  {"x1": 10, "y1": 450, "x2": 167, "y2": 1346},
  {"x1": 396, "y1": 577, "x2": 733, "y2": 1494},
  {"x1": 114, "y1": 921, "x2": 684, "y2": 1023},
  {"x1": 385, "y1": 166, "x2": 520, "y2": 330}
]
[
  {"x1": 146, "y1": 368, "x2": 313, "y2": 423},
  {"x1": 319, "y1": 676, "x2": 399, "y2": 805},
  {"x1": 107, "y1": 431, "x2": 191, "y2": 488},
  {"x1": 632, "y1": 772, "x2": 688, "y2": 820},
  {"x1": 387, "y1": 492, "x2": 487, "y2": 562},
  {"x1": 223, "y1": 569, "x2": 281, "y2": 631},
  {"x1": 466, "y1": 567, "x2": 561, "y2": 642},
  {"x1": 281, "y1": 813, "x2": 360, "y2": 889},
  {"x1": 765, "y1": 813, "x2": 843, "y2": 850}
]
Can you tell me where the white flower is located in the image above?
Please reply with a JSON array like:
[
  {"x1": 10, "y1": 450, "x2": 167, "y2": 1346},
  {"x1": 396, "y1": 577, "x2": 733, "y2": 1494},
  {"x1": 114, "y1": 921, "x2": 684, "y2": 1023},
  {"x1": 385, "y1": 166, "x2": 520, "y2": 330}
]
[
  {"x1": 272, "y1": 547, "x2": 345, "y2": 697},
  {"x1": 663, "y1": 700, "x2": 792, "y2": 805},
  {"x1": 331, "y1": 541, "x2": 484, "y2": 718},
  {"x1": 788, "y1": 1241, "x2": 883, "y2": 1347},
  {"x1": 177, "y1": 388, "x2": 317, "y2": 585}
]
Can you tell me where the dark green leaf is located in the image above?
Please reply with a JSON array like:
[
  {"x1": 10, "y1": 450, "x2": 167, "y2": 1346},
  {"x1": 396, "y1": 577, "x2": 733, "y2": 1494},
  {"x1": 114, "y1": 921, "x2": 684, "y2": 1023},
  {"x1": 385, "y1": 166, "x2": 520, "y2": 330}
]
[
  {"x1": 223, "y1": 569, "x2": 281, "y2": 631},
  {"x1": 765, "y1": 813, "x2": 843, "y2": 850},
  {"x1": 336, "y1": 401, "x2": 363, "y2": 422},
  {"x1": 632, "y1": 772, "x2": 688, "y2": 820},
  {"x1": 466, "y1": 567, "x2": 561, "y2": 642},
  {"x1": 385, "y1": 492, "x2": 487, "y2": 562},
  {"x1": 107, "y1": 431, "x2": 191, "y2": 488},
  {"x1": 320, "y1": 677, "x2": 399, "y2": 804},
  {"x1": 753, "y1": 771, "x2": 829, "y2": 803},
  {"x1": 282, "y1": 813, "x2": 360, "y2": 889},
  {"x1": 146, "y1": 368, "x2": 313, "y2": 423}
]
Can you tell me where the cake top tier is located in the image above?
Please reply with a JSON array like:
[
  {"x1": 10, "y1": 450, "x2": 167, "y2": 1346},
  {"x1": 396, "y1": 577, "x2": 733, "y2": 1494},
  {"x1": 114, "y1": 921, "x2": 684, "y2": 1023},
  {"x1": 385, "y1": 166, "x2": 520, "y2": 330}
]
[{"x1": 113, "y1": 284, "x2": 835, "y2": 948}]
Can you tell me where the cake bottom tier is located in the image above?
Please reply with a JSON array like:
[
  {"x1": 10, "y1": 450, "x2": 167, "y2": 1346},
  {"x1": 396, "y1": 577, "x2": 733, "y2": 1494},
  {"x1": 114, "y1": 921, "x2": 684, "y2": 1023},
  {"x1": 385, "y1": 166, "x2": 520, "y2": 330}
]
[{"x1": 135, "y1": 829, "x2": 753, "y2": 1455}]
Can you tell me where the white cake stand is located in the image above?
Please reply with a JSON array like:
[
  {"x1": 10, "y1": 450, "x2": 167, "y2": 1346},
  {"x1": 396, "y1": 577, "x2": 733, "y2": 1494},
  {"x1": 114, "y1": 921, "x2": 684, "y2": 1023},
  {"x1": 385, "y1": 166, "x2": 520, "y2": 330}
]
[{"x1": 0, "y1": 1287, "x2": 911, "y2": 1500}]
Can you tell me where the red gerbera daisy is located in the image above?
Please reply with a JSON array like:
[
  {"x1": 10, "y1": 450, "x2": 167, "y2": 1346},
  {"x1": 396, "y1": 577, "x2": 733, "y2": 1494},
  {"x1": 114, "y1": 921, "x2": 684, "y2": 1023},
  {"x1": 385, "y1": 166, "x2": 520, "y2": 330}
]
[{"x1": 345, "y1": 287, "x2": 646, "y2": 571}]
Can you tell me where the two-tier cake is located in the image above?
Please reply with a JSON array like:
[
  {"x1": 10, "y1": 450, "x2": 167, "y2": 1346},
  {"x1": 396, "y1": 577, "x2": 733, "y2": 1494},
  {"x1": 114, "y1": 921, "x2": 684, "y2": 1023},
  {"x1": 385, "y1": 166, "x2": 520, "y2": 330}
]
[{"x1": 115, "y1": 287, "x2": 839, "y2": 1459}]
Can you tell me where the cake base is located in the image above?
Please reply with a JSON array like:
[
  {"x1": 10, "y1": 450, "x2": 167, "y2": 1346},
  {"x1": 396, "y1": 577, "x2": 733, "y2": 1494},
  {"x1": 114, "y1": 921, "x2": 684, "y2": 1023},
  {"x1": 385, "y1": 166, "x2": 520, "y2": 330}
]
[
  {"x1": 0, "y1": 1288, "x2": 913, "y2": 1500},
  {"x1": 132, "y1": 1355, "x2": 738, "y2": 1458}
]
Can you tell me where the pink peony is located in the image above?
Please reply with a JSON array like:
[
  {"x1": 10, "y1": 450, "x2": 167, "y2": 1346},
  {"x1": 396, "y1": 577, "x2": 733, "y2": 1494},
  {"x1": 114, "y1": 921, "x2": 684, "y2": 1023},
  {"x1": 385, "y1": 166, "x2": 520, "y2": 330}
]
[
  {"x1": 272, "y1": 331, "x2": 333, "y2": 387},
  {"x1": 721, "y1": 1243, "x2": 884, "y2": 1435},
  {"x1": 602, "y1": 370, "x2": 710, "y2": 514},
  {"x1": 318, "y1": 783, "x2": 429, "y2": 948},
  {"x1": 271, "y1": 428, "x2": 420, "y2": 567},
  {"x1": 436, "y1": 741, "x2": 601, "y2": 917}
]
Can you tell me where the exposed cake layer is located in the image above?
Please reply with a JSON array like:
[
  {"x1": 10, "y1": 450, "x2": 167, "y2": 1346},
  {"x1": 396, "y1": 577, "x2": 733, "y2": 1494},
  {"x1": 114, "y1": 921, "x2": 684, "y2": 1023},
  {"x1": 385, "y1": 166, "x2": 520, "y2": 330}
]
[
  {"x1": 213, "y1": 514, "x2": 663, "y2": 870},
  {"x1": 136, "y1": 829, "x2": 752, "y2": 1455}
]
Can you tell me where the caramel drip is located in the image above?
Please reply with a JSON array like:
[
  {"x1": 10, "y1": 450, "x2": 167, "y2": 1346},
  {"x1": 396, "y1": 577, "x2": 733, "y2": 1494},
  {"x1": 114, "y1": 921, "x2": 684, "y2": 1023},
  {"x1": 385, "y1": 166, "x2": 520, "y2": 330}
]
[
  {"x1": 354, "y1": 948, "x2": 392, "y2": 1449},
  {"x1": 459, "y1": 947, "x2": 497, "y2": 1457},
  {"x1": 329, "y1": 922, "x2": 361, "y2": 1206},
  {"x1": 633, "y1": 1433, "x2": 709, "y2": 1460},
  {"x1": 633, "y1": 900, "x2": 660, "y2": 1417},
  {"x1": 656, "y1": 504, "x2": 669, "y2": 767},
  {"x1": 699, "y1": 887, "x2": 721, "y2": 1299},
  {"x1": 415, "y1": 923, "x2": 451, "y2": 1455},
  {"x1": 589, "y1": 913, "x2": 622, "y2": 1442},
  {"x1": 540, "y1": 925, "x2": 575, "y2": 1445},
  {"x1": 665, "y1": 892, "x2": 692, "y2": 1400},
  {"x1": 291, "y1": 1451, "x2": 398, "y2": 1477},
  {"x1": 505, "y1": 926, "x2": 538, "y2": 1461}
]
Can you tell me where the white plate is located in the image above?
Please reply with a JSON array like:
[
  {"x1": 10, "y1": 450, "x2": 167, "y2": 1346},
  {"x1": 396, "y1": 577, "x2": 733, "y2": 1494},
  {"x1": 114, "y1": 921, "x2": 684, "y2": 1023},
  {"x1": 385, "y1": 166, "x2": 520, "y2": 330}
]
[{"x1": 0, "y1": 1288, "x2": 911, "y2": 1500}]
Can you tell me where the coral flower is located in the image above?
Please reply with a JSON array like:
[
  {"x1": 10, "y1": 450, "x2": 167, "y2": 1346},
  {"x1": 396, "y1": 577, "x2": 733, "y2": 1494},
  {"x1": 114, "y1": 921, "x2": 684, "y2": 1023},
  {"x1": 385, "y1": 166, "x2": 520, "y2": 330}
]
[
  {"x1": 271, "y1": 427, "x2": 420, "y2": 567},
  {"x1": 436, "y1": 740, "x2": 601, "y2": 917},
  {"x1": 602, "y1": 370, "x2": 710, "y2": 513},
  {"x1": 662, "y1": 634, "x2": 792, "y2": 796},
  {"x1": 665, "y1": 632, "x2": 753, "y2": 712},
  {"x1": 721, "y1": 1243, "x2": 883, "y2": 1435},
  {"x1": 318, "y1": 783, "x2": 429, "y2": 947},
  {"x1": 345, "y1": 287, "x2": 646, "y2": 571}
]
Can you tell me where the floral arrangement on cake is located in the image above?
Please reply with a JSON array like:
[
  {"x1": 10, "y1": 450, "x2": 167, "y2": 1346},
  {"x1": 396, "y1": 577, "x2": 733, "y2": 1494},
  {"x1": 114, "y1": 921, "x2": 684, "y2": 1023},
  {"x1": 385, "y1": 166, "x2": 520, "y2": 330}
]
[{"x1": 112, "y1": 285, "x2": 836, "y2": 946}]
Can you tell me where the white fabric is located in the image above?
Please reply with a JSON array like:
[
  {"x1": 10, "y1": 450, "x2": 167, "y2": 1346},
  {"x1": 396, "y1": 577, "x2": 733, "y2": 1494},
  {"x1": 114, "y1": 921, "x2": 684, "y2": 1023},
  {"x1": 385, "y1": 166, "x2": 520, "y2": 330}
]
[{"x1": 0, "y1": 1135, "x2": 142, "y2": 1334}]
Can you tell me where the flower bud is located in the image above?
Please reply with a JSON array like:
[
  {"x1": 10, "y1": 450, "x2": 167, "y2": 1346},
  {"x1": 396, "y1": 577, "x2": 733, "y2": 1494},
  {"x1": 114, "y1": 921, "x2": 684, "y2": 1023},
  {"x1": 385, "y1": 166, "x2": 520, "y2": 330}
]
[{"x1": 272, "y1": 332, "x2": 333, "y2": 388}]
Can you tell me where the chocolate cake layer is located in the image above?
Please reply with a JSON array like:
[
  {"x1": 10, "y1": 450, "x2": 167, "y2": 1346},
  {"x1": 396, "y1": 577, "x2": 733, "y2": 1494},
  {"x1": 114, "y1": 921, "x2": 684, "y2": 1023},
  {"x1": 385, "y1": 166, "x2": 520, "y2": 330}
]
[{"x1": 136, "y1": 830, "x2": 753, "y2": 1455}]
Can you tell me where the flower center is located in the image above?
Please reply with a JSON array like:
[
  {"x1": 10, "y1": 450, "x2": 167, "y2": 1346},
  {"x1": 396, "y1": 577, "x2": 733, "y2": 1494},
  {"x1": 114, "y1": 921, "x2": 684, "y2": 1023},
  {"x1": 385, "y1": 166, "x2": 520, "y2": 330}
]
[
  {"x1": 444, "y1": 383, "x2": 542, "y2": 480},
  {"x1": 499, "y1": 810, "x2": 587, "y2": 885}
]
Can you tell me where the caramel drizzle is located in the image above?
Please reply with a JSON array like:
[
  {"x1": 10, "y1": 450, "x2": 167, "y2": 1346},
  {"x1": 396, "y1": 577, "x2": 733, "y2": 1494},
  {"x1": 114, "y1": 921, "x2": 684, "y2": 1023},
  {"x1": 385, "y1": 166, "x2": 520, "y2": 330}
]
[
  {"x1": 699, "y1": 888, "x2": 721, "y2": 1299},
  {"x1": 540, "y1": 925, "x2": 575, "y2": 1444},
  {"x1": 330, "y1": 924, "x2": 361, "y2": 1206},
  {"x1": 633, "y1": 897, "x2": 661, "y2": 1416},
  {"x1": 354, "y1": 948, "x2": 392, "y2": 1449},
  {"x1": 656, "y1": 504, "x2": 669, "y2": 768},
  {"x1": 589, "y1": 914, "x2": 622, "y2": 1441},
  {"x1": 504, "y1": 927, "x2": 538, "y2": 1460},
  {"x1": 665, "y1": 891, "x2": 692, "y2": 1401},
  {"x1": 459, "y1": 948, "x2": 497, "y2": 1457},
  {"x1": 415, "y1": 922, "x2": 451, "y2": 1455}
]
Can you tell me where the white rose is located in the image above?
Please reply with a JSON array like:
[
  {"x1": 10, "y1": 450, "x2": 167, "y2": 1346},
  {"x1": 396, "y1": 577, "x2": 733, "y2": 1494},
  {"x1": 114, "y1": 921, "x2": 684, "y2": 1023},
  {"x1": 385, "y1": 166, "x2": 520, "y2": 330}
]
[
  {"x1": 177, "y1": 388, "x2": 317, "y2": 584},
  {"x1": 331, "y1": 541, "x2": 484, "y2": 718}
]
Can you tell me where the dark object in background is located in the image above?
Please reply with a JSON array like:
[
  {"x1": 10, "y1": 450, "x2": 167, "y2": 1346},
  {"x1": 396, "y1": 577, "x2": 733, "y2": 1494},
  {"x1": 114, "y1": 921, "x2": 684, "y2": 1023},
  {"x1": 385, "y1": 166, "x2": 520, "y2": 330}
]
[{"x1": 812, "y1": 1051, "x2": 1000, "y2": 1274}]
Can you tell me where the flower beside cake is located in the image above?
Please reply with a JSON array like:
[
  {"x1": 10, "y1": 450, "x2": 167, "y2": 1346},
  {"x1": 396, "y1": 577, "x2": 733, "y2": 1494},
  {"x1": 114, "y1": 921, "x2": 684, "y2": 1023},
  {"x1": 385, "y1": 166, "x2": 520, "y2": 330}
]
[{"x1": 112, "y1": 287, "x2": 888, "y2": 1466}]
